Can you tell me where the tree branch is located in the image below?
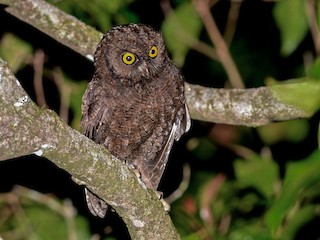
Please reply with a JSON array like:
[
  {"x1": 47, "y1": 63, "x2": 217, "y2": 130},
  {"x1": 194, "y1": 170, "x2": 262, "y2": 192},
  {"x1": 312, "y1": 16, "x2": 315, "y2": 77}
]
[
  {"x1": 185, "y1": 83, "x2": 311, "y2": 126},
  {"x1": 0, "y1": 0, "x2": 312, "y2": 126},
  {"x1": 0, "y1": 58, "x2": 180, "y2": 240}
]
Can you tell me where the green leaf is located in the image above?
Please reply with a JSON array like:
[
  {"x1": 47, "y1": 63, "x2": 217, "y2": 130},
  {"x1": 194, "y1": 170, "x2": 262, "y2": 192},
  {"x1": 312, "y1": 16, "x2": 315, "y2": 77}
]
[
  {"x1": 162, "y1": 2, "x2": 202, "y2": 66},
  {"x1": 0, "y1": 33, "x2": 32, "y2": 73},
  {"x1": 25, "y1": 206, "x2": 68, "y2": 240},
  {"x1": 228, "y1": 221, "x2": 272, "y2": 240},
  {"x1": 270, "y1": 78, "x2": 320, "y2": 115},
  {"x1": 273, "y1": 0, "x2": 308, "y2": 56},
  {"x1": 318, "y1": 121, "x2": 320, "y2": 148},
  {"x1": 187, "y1": 137, "x2": 217, "y2": 161},
  {"x1": 69, "y1": 80, "x2": 87, "y2": 130},
  {"x1": 234, "y1": 153, "x2": 278, "y2": 199},
  {"x1": 182, "y1": 233, "x2": 203, "y2": 240},
  {"x1": 265, "y1": 150, "x2": 320, "y2": 235},
  {"x1": 49, "y1": 0, "x2": 137, "y2": 31},
  {"x1": 280, "y1": 205, "x2": 317, "y2": 240},
  {"x1": 257, "y1": 120, "x2": 310, "y2": 145},
  {"x1": 307, "y1": 57, "x2": 320, "y2": 80}
]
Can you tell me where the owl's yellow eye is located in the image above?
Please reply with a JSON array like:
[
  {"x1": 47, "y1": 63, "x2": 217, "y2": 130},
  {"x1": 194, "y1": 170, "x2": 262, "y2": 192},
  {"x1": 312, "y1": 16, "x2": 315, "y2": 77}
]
[
  {"x1": 149, "y1": 45, "x2": 158, "y2": 59},
  {"x1": 122, "y1": 53, "x2": 136, "y2": 65}
]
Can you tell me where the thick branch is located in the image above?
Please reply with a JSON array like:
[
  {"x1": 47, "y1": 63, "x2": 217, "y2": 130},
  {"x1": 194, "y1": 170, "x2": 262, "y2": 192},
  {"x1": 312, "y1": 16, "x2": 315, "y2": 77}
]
[
  {"x1": 0, "y1": 0, "x2": 313, "y2": 126},
  {"x1": 0, "y1": 59, "x2": 180, "y2": 240},
  {"x1": 185, "y1": 83, "x2": 310, "y2": 127}
]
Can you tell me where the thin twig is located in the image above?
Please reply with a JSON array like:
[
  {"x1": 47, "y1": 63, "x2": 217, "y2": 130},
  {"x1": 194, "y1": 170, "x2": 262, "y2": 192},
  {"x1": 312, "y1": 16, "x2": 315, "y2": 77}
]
[
  {"x1": 223, "y1": 1, "x2": 242, "y2": 46},
  {"x1": 52, "y1": 67, "x2": 70, "y2": 123},
  {"x1": 193, "y1": 0, "x2": 245, "y2": 89},
  {"x1": 305, "y1": 0, "x2": 320, "y2": 55},
  {"x1": 62, "y1": 199, "x2": 77, "y2": 240},
  {"x1": 33, "y1": 49, "x2": 47, "y2": 106},
  {"x1": 160, "y1": 0, "x2": 217, "y2": 61},
  {"x1": 0, "y1": 190, "x2": 36, "y2": 239},
  {"x1": 200, "y1": 173, "x2": 226, "y2": 227},
  {"x1": 165, "y1": 163, "x2": 191, "y2": 204}
]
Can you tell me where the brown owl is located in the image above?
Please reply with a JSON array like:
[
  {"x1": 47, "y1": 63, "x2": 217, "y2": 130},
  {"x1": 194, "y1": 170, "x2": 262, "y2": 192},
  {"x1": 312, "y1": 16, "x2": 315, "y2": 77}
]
[{"x1": 81, "y1": 23, "x2": 190, "y2": 218}]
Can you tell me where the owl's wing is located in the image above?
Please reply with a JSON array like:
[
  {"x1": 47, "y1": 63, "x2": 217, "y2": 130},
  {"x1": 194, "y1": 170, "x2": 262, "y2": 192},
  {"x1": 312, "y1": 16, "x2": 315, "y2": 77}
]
[
  {"x1": 149, "y1": 104, "x2": 191, "y2": 189},
  {"x1": 81, "y1": 85, "x2": 111, "y2": 218},
  {"x1": 81, "y1": 85, "x2": 97, "y2": 139},
  {"x1": 81, "y1": 83, "x2": 111, "y2": 144},
  {"x1": 175, "y1": 104, "x2": 191, "y2": 141}
]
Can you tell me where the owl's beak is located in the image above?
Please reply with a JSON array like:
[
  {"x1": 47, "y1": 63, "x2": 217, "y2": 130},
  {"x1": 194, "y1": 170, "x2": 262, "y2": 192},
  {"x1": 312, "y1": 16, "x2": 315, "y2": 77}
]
[{"x1": 137, "y1": 61, "x2": 150, "y2": 78}]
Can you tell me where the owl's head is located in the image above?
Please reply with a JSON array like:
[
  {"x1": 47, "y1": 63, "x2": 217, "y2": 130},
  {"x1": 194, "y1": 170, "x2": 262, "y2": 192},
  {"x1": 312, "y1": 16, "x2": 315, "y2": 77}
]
[{"x1": 94, "y1": 24, "x2": 169, "y2": 85}]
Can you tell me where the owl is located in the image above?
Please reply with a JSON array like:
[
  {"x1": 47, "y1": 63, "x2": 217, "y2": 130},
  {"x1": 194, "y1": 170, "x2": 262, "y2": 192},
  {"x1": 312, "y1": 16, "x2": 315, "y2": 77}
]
[{"x1": 81, "y1": 23, "x2": 190, "y2": 218}]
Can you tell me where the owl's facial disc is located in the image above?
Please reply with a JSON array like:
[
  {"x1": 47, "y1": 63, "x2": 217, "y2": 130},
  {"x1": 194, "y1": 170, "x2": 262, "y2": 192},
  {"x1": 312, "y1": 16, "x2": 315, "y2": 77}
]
[{"x1": 119, "y1": 46, "x2": 160, "y2": 79}]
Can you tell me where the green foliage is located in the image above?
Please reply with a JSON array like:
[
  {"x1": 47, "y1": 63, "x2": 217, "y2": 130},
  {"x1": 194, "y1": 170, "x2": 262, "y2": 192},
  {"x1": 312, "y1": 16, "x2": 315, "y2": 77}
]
[
  {"x1": 187, "y1": 137, "x2": 217, "y2": 161},
  {"x1": 273, "y1": 0, "x2": 308, "y2": 56},
  {"x1": 265, "y1": 150, "x2": 320, "y2": 237},
  {"x1": 270, "y1": 79, "x2": 320, "y2": 115},
  {"x1": 258, "y1": 120, "x2": 310, "y2": 145},
  {"x1": 0, "y1": 188, "x2": 90, "y2": 240},
  {"x1": 162, "y1": 1, "x2": 202, "y2": 66},
  {"x1": 0, "y1": 33, "x2": 32, "y2": 73},
  {"x1": 234, "y1": 153, "x2": 278, "y2": 199},
  {"x1": 174, "y1": 143, "x2": 320, "y2": 239},
  {"x1": 47, "y1": 0, "x2": 138, "y2": 31},
  {"x1": 307, "y1": 57, "x2": 320, "y2": 79}
]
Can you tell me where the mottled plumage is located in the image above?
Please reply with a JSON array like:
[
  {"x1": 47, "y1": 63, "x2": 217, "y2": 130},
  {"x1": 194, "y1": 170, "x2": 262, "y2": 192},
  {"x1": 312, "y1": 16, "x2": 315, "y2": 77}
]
[{"x1": 81, "y1": 24, "x2": 190, "y2": 218}]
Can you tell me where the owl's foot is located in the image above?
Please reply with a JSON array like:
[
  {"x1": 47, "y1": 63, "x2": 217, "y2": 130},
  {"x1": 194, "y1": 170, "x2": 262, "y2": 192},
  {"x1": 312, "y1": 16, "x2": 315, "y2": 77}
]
[
  {"x1": 160, "y1": 198, "x2": 171, "y2": 212},
  {"x1": 129, "y1": 165, "x2": 170, "y2": 211},
  {"x1": 155, "y1": 191, "x2": 170, "y2": 212}
]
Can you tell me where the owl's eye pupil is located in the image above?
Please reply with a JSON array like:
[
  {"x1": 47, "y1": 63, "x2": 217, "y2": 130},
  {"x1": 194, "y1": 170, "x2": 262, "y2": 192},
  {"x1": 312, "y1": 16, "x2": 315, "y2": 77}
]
[{"x1": 126, "y1": 56, "x2": 132, "y2": 61}]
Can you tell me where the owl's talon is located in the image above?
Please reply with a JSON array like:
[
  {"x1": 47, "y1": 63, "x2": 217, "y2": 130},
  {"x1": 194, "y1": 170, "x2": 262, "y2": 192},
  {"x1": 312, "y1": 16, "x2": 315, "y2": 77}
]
[
  {"x1": 156, "y1": 190, "x2": 163, "y2": 199},
  {"x1": 160, "y1": 198, "x2": 171, "y2": 212},
  {"x1": 155, "y1": 191, "x2": 170, "y2": 212}
]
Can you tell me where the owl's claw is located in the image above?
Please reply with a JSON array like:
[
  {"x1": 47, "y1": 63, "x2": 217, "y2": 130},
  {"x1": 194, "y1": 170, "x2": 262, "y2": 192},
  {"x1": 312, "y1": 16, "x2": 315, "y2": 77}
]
[
  {"x1": 160, "y1": 197, "x2": 171, "y2": 212},
  {"x1": 155, "y1": 190, "x2": 163, "y2": 199},
  {"x1": 155, "y1": 191, "x2": 170, "y2": 212}
]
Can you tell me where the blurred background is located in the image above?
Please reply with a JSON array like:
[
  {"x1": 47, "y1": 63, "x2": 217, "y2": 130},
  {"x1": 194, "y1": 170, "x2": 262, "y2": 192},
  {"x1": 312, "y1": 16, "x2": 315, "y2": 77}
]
[{"x1": 0, "y1": 0, "x2": 320, "y2": 239}]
